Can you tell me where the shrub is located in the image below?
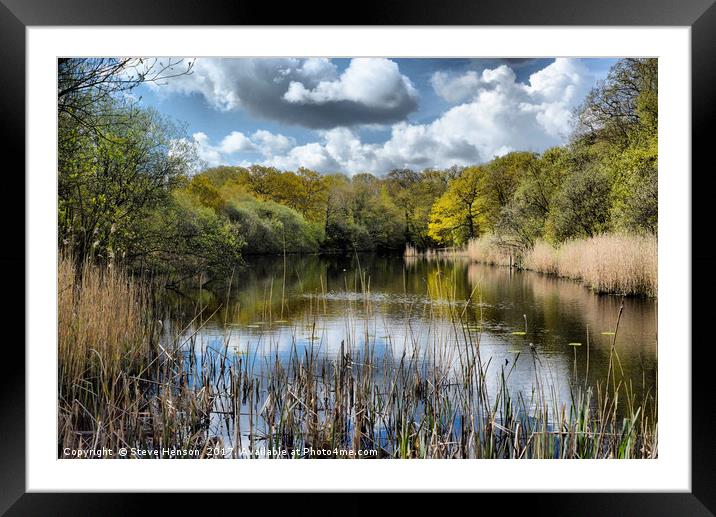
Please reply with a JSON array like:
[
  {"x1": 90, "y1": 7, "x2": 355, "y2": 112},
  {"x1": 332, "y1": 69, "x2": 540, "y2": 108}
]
[{"x1": 224, "y1": 197, "x2": 321, "y2": 254}]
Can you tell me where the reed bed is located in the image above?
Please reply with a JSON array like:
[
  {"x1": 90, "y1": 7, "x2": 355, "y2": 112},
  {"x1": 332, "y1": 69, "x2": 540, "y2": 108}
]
[
  {"x1": 523, "y1": 234, "x2": 657, "y2": 297},
  {"x1": 462, "y1": 233, "x2": 657, "y2": 297},
  {"x1": 466, "y1": 235, "x2": 513, "y2": 267},
  {"x1": 404, "y1": 244, "x2": 466, "y2": 261},
  {"x1": 404, "y1": 243, "x2": 420, "y2": 257},
  {"x1": 58, "y1": 255, "x2": 165, "y2": 455},
  {"x1": 58, "y1": 254, "x2": 657, "y2": 459},
  {"x1": 58, "y1": 255, "x2": 156, "y2": 382}
]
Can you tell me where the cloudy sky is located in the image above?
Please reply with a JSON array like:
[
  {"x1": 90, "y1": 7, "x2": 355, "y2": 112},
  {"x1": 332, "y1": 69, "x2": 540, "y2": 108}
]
[{"x1": 137, "y1": 57, "x2": 616, "y2": 174}]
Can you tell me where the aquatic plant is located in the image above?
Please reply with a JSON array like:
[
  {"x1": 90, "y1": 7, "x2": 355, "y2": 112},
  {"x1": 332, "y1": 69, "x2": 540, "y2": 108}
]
[{"x1": 464, "y1": 233, "x2": 657, "y2": 297}]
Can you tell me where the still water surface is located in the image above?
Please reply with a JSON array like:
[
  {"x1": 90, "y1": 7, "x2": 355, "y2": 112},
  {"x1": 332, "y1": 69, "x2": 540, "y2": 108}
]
[{"x1": 164, "y1": 253, "x2": 657, "y2": 448}]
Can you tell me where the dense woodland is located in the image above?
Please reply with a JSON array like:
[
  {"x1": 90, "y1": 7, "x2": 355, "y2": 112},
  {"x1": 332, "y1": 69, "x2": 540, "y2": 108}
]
[{"x1": 58, "y1": 58, "x2": 657, "y2": 278}]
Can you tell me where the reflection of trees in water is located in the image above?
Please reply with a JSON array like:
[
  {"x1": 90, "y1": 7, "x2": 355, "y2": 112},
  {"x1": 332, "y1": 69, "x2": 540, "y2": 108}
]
[
  {"x1": 465, "y1": 261, "x2": 657, "y2": 404},
  {"x1": 466, "y1": 261, "x2": 657, "y2": 349}
]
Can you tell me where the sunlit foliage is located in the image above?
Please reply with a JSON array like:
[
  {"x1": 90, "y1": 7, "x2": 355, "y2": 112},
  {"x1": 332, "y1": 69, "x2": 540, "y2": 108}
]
[{"x1": 58, "y1": 57, "x2": 658, "y2": 279}]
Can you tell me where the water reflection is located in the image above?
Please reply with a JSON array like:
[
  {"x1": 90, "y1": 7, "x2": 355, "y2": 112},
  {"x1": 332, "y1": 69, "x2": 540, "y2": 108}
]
[{"x1": 164, "y1": 253, "x2": 657, "y2": 442}]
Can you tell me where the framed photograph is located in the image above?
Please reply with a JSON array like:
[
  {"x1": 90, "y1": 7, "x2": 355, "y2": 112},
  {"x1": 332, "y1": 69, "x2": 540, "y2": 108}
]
[{"x1": 2, "y1": 0, "x2": 712, "y2": 512}]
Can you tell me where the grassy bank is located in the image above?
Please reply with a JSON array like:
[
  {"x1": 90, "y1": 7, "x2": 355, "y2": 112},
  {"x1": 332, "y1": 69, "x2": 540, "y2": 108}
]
[
  {"x1": 463, "y1": 233, "x2": 657, "y2": 297},
  {"x1": 58, "y1": 253, "x2": 656, "y2": 459}
]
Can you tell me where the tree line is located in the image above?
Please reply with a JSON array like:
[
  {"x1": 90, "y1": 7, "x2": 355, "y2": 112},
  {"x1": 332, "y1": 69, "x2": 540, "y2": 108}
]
[{"x1": 58, "y1": 58, "x2": 657, "y2": 278}]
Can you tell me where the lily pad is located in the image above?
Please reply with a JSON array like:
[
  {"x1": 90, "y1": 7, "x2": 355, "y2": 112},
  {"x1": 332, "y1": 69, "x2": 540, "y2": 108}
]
[
  {"x1": 246, "y1": 324, "x2": 262, "y2": 328},
  {"x1": 567, "y1": 342, "x2": 582, "y2": 347},
  {"x1": 273, "y1": 320, "x2": 289, "y2": 323},
  {"x1": 511, "y1": 331, "x2": 527, "y2": 336},
  {"x1": 601, "y1": 331, "x2": 615, "y2": 336}
]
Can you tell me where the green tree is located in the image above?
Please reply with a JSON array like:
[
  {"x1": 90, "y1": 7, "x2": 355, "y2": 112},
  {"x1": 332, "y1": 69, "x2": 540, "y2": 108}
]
[
  {"x1": 58, "y1": 100, "x2": 194, "y2": 263},
  {"x1": 409, "y1": 169, "x2": 451, "y2": 247},
  {"x1": 574, "y1": 58, "x2": 657, "y2": 148},
  {"x1": 548, "y1": 166, "x2": 612, "y2": 241},
  {"x1": 496, "y1": 147, "x2": 570, "y2": 246},
  {"x1": 322, "y1": 174, "x2": 355, "y2": 250},
  {"x1": 604, "y1": 138, "x2": 658, "y2": 233},
  {"x1": 385, "y1": 168, "x2": 421, "y2": 244},
  {"x1": 292, "y1": 168, "x2": 329, "y2": 222},
  {"x1": 58, "y1": 58, "x2": 193, "y2": 141},
  {"x1": 351, "y1": 173, "x2": 404, "y2": 250},
  {"x1": 224, "y1": 197, "x2": 321, "y2": 254},
  {"x1": 187, "y1": 174, "x2": 224, "y2": 211},
  {"x1": 480, "y1": 152, "x2": 537, "y2": 235},
  {"x1": 128, "y1": 190, "x2": 244, "y2": 277}
]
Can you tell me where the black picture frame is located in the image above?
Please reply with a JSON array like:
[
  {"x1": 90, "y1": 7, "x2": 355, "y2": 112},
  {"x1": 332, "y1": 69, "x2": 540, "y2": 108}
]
[{"x1": 1, "y1": 0, "x2": 712, "y2": 513}]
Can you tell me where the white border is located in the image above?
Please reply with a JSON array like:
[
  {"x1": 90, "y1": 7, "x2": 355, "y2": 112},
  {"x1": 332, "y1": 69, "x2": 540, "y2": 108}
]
[{"x1": 27, "y1": 27, "x2": 691, "y2": 492}]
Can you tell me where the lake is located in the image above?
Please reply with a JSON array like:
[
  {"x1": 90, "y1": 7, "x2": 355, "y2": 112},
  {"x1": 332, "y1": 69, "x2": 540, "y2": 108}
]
[{"x1": 162, "y1": 253, "x2": 657, "y2": 457}]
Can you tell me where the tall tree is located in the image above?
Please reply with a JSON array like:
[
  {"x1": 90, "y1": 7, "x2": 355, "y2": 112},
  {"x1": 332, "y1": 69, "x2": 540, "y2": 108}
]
[
  {"x1": 574, "y1": 58, "x2": 657, "y2": 148},
  {"x1": 59, "y1": 100, "x2": 195, "y2": 262}
]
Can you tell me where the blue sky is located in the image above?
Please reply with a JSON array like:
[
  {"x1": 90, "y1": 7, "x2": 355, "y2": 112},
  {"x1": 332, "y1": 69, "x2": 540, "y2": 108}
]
[{"x1": 137, "y1": 57, "x2": 617, "y2": 174}]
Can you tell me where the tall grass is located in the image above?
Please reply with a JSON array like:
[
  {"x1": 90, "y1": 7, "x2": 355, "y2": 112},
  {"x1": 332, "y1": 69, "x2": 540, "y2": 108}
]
[
  {"x1": 404, "y1": 244, "x2": 464, "y2": 260},
  {"x1": 465, "y1": 233, "x2": 657, "y2": 297},
  {"x1": 58, "y1": 252, "x2": 657, "y2": 459},
  {"x1": 466, "y1": 235, "x2": 513, "y2": 267},
  {"x1": 523, "y1": 234, "x2": 657, "y2": 297},
  {"x1": 58, "y1": 254, "x2": 162, "y2": 454},
  {"x1": 59, "y1": 255, "x2": 156, "y2": 383},
  {"x1": 404, "y1": 243, "x2": 420, "y2": 257}
]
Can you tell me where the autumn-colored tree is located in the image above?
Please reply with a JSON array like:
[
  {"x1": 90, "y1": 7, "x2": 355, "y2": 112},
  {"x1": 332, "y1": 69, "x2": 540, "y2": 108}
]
[{"x1": 293, "y1": 168, "x2": 329, "y2": 222}]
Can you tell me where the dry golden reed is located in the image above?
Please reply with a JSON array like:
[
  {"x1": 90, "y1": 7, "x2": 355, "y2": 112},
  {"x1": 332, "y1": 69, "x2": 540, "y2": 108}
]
[
  {"x1": 59, "y1": 254, "x2": 155, "y2": 383},
  {"x1": 465, "y1": 233, "x2": 657, "y2": 296},
  {"x1": 465, "y1": 235, "x2": 513, "y2": 267},
  {"x1": 58, "y1": 254, "x2": 161, "y2": 453},
  {"x1": 523, "y1": 234, "x2": 657, "y2": 297}
]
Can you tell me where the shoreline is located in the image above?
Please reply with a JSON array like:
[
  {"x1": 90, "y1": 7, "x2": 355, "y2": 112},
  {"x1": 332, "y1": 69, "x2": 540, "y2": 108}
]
[{"x1": 406, "y1": 233, "x2": 658, "y2": 298}]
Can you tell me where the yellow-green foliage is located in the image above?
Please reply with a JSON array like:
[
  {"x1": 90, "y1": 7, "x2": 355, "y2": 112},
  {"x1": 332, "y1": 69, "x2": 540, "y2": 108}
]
[
  {"x1": 59, "y1": 57, "x2": 659, "y2": 278},
  {"x1": 428, "y1": 166, "x2": 489, "y2": 246},
  {"x1": 604, "y1": 136, "x2": 658, "y2": 234}
]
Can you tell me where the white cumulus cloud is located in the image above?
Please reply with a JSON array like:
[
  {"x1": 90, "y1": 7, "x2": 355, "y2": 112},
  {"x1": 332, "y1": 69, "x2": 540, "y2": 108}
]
[
  {"x1": 189, "y1": 130, "x2": 295, "y2": 167},
  {"x1": 284, "y1": 58, "x2": 418, "y2": 109},
  {"x1": 430, "y1": 70, "x2": 482, "y2": 103},
  {"x1": 219, "y1": 131, "x2": 255, "y2": 154},
  {"x1": 186, "y1": 59, "x2": 597, "y2": 174},
  {"x1": 250, "y1": 130, "x2": 296, "y2": 157}
]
